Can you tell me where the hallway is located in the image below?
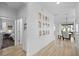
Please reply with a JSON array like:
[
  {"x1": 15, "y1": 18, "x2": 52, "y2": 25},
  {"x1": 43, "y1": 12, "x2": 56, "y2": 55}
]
[
  {"x1": 1, "y1": 2, "x2": 79, "y2": 56},
  {"x1": 34, "y1": 39, "x2": 79, "y2": 56}
]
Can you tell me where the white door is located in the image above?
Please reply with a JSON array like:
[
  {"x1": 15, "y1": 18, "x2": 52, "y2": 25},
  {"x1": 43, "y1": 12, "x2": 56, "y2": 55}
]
[
  {"x1": 0, "y1": 19, "x2": 2, "y2": 49},
  {"x1": 15, "y1": 18, "x2": 23, "y2": 46}
]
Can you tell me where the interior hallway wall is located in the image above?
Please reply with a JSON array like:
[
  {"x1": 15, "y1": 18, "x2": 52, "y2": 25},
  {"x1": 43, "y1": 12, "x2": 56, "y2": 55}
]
[
  {"x1": 16, "y1": 3, "x2": 55, "y2": 55},
  {"x1": 75, "y1": 3, "x2": 79, "y2": 48},
  {"x1": 26, "y1": 3, "x2": 55, "y2": 55}
]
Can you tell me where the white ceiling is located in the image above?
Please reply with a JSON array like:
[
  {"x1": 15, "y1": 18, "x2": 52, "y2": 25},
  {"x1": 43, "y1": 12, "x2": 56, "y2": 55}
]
[
  {"x1": 40, "y1": 2, "x2": 77, "y2": 15},
  {"x1": 0, "y1": 2, "x2": 25, "y2": 11},
  {"x1": 39, "y1": 2, "x2": 77, "y2": 24},
  {"x1": 0, "y1": 2, "x2": 77, "y2": 15},
  {"x1": 0, "y1": 2, "x2": 78, "y2": 24}
]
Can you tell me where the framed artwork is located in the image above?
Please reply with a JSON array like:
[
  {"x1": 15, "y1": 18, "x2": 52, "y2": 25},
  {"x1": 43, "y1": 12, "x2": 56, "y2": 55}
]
[
  {"x1": 47, "y1": 23, "x2": 50, "y2": 27},
  {"x1": 38, "y1": 12, "x2": 50, "y2": 37},
  {"x1": 47, "y1": 23, "x2": 49, "y2": 27},
  {"x1": 38, "y1": 12, "x2": 41, "y2": 19},
  {"x1": 45, "y1": 23, "x2": 48, "y2": 27},
  {"x1": 8, "y1": 25, "x2": 13, "y2": 30},
  {"x1": 45, "y1": 16, "x2": 47, "y2": 21},
  {"x1": 43, "y1": 30, "x2": 45, "y2": 35},
  {"x1": 24, "y1": 23, "x2": 27, "y2": 30},
  {"x1": 38, "y1": 21, "x2": 41, "y2": 28},
  {"x1": 43, "y1": 22, "x2": 45, "y2": 28},
  {"x1": 39, "y1": 30, "x2": 42, "y2": 36}
]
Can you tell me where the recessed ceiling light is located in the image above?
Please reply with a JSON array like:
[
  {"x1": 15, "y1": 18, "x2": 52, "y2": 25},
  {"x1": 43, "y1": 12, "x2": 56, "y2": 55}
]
[{"x1": 56, "y1": 2, "x2": 60, "y2": 4}]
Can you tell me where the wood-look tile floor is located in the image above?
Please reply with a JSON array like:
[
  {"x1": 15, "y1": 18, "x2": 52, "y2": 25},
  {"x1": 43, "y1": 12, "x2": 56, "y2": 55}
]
[
  {"x1": 0, "y1": 45, "x2": 26, "y2": 56},
  {"x1": 34, "y1": 39, "x2": 79, "y2": 56}
]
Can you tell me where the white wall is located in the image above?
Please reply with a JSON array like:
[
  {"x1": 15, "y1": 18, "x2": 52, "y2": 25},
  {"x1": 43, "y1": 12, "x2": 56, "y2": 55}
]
[
  {"x1": 16, "y1": 3, "x2": 27, "y2": 52},
  {"x1": 26, "y1": 3, "x2": 55, "y2": 55},
  {"x1": 74, "y1": 3, "x2": 79, "y2": 48}
]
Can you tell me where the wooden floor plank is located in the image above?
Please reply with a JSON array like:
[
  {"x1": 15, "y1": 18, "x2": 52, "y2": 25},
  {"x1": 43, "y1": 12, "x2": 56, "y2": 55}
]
[
  {"x1": 34, "y1": 39, "x2": 79, "y2": 56},
  {"x1": 0, "y1": 45, "x2": 26, "y2": 56}
]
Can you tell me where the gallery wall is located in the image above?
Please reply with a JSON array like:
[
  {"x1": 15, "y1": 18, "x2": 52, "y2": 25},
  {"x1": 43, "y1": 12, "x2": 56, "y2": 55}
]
[{"x1": 26, "y1": 3, "x2": 55, "y2": 55}]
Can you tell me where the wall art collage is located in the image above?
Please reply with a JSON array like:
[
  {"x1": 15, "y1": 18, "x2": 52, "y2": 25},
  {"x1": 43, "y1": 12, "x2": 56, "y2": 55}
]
[{"x1": 38, "y1": 12, "x2": 50, "y2": 37}]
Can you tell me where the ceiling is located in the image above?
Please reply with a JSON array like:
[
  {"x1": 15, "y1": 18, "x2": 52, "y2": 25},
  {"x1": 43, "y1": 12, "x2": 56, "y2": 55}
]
[
  {"x1": 40, "y1": 2, "x2": 77, "y2": 15},
  {"x1": 0, "y1": 2, "x2": 77, "y2": 15},
  {"x1": 0, "y1": 2, "x2": 25, "y2": 11},
  {"x1": 0, "y1": 2, "x2": 78, "y2": 24},
  {"x1": 39, "y1": 2, "x2": 78, "y2": 24}
]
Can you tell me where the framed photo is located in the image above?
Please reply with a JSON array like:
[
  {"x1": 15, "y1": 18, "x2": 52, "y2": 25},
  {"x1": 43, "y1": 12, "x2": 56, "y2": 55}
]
[
  {"x1": 45, "y1": 23, "x2": 48, "y2": 27},
  {"x1": 24, "y1": 23, "x2": 27, "y2": 30},
  {"x1": 45, "y1": 16, "x2": 47, "y2": 21},
  {"x1": 43, "y1": 30, "x2": 45, "y2": 35},
  {"x1": 38, "y1": 21, "x2": 41, "y2": 28},
  {"x1": 39, "y1": 30, "x2": 42, "y2": 36},
  {"x1": 43, "y1": 22, "x2": 46, "y2": 27},
  {"x1": 47, "y1": 23, "x2": 50, "y2": 27},
  {"x1": 38, "y1": 12, "x2": 41, "y2": 19}
]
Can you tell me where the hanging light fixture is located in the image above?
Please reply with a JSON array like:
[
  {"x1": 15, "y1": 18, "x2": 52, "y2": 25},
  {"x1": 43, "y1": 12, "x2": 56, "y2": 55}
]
[{"x1": 65, "y1": 14, "x2": 68, "y2": 31}]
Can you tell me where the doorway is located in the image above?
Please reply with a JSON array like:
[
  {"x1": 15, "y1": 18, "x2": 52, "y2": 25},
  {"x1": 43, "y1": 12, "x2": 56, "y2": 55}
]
[
  {"x1": 15, "y1": 18, "x2": 26, "y2": 51},
  {"x1": 61, "y1": 24, "x2": 74, "y2": 40},
  {"x1": 15, "y1": 18, "x2": 23, "y2": 45},
  {"x1": 0, "y1": 17, "x2": 15, "y2": 49}
]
